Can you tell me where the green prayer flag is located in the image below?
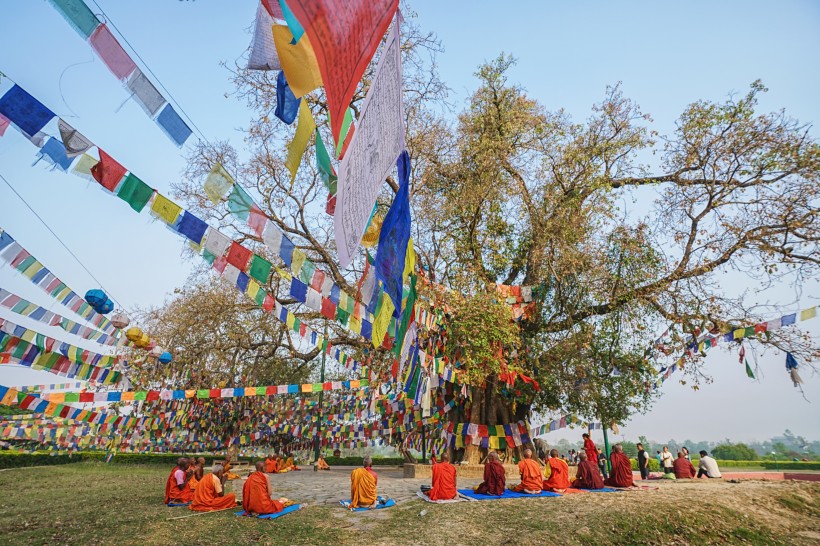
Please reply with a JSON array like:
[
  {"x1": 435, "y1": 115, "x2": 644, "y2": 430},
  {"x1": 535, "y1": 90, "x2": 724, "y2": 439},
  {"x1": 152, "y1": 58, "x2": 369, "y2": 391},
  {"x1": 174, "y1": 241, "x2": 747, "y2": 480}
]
[
  {"x1": 133, "y1": 391, "x2": 147, "y2": 401},
  {"x1": 196, "y1": 389, "x2": 209, "y2": 399},
  {"x1": 298, "y1": 260, "x2": 315, "y2": 285},
  {"x1": 48, "y1": 0, "x2": 101, "y2": 38},
  {"x1": 335, "y1": 308, "x2": 350, "y2": 326},
  {"x1": 393, "y1": 275, "x2": 417, "y2": 357},
  {"x1": 744, "y1": 326, "x2": 756, "y2": 338},
  {"x1": 315, "y1": 130, "x2": 337, "y2": 191},
  {"x1": 333, "y1": 108, "x2": 354, "y2": 158},
  {"x1": 116, "y1": 173, "x2": 154, "y2": 212},
  {"x1": 228, "y1": 184, "x2": 254, "y2": 221},
  {"x1": 745, "y1": 359, "x2": 755, "y2": 379},
  {"x1": 256, "y1": 386, "x2": 266, "y2": 395},
  {"x1": 202, "y1": 249, "x2": 216, "y2": 265},
  {"x1": 312, "y1": 383, "x2": 322, "y2": 393},
  {"x1": 64, "y1": 393, "x2": 79, "y2": 403},
  {"x1": 249, "y1": 255, "x2": 272, "y2": 284},
  {"x1": 254, "y1": 288, "x2": 266, "y2": 306}
]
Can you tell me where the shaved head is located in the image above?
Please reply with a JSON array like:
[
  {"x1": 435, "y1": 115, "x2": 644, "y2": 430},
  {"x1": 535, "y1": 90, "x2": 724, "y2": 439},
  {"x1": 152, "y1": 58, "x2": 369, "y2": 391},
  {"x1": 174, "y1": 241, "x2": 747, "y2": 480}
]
[
  {"x1": 488, "y1": 451, "x2": 499, "y2": 462},
  {"x1": 549, "y1": 449, "x2": 559, "y2": 458},
  {"x1": 613, "y1": 444, "x2": 623, "y2": 453},
  {"x1": 256, "y1": 461, "x2": 265, "y2": 472},
  {"x1": 578, "y1": 451, "x2": 587, "y2": 462},
  {"x1": 440, "y1": 453, "x2": 450, "y2": 462},
  {"x1": 524, "y1": 449, "x2": 533, "y2": 459}
]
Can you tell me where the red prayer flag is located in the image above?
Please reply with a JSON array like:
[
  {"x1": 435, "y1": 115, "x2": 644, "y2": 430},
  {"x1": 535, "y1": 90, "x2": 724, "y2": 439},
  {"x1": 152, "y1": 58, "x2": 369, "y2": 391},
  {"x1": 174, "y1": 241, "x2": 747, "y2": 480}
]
[
  {"x1": 91, "y1": 149, "x2": 127, "y2": 191},
  {"x1": 261, "y1": 0, "x2": 284, "y2": 18},
  {"x1": 226, "y1": 242, "x2": 252, "y2": 270},
  {"x1": 89, "y1": 24, "x2": 137, "y2": 81},
  {"x1": 248, "y1": 205, "x2": 267, "y2": 237},
  {"x1": 285, "y1": 0, "x2": 398, "y2": 142}
]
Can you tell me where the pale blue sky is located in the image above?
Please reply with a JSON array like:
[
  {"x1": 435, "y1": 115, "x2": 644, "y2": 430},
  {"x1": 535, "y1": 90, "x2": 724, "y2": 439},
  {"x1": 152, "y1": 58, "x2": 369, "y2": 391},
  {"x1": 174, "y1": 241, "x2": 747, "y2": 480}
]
[{"x1": 0, "y1": 0, "x2": 818, "y2": 443}]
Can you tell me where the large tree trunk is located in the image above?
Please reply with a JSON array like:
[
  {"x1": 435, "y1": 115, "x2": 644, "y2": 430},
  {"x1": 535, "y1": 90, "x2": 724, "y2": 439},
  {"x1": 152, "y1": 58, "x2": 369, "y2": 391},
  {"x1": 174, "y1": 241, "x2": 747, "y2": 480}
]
[{"x1": 448, "y1": 375, "x2": 533, "y2": 465}]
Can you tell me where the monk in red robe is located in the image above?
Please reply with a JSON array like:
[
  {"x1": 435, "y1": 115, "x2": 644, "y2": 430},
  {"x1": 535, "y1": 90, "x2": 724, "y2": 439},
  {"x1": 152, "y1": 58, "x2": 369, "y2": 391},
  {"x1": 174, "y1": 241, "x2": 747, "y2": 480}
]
[
  {"x1": 542, "y1": 449, "x2": 571, "y2": 492},
  {"x1": 475, "y1": 451, "x2": 506, "y2": 496},
  {"x1": 604, "y1": 444, "x2": 635, "y2": 488},
  {"x1": 428, "y1": 453, "x2": 458, "y2": 500},
  {"x1": 242, "y1": 461, "x2": 285, "y2": 516},
  {"x1": 572, "y1": 451, "x2": 604, "y2": 489},
  {"x1": 190, "y1": 464, "x2": 237, "y2": 512},
  {"x1": 673, "y1": 451, "x2": 697, "y2": 479},
  {"x1": 510, "y1": 449, "x2": 543, "y2": 494},
  {"x1": 265, "y1": 454, "x2": 278, "y2": 474},
  {"x1": 582, "y1": 433, "x2": 598, "y2": 465},
  {"x1": 164, "y1": 457, "x2": 194, "y2": 504}
]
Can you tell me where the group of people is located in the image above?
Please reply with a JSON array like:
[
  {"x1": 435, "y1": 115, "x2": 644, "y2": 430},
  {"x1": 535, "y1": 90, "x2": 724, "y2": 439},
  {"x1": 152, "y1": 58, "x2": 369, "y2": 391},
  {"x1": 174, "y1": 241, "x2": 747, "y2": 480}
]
[
  {"x1": 637, "y1": 444, "x2": 722, "y2": 480},
  {"x1": 263, "y1": 453, "x2": 302, "y2": 474}
]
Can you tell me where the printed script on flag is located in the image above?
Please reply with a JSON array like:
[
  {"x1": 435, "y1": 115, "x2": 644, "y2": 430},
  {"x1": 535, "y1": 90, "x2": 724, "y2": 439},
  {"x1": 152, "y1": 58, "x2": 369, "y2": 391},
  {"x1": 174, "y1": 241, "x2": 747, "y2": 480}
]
[{"x1": 334, "y1": 19, "x2": 404, "y2": 268}]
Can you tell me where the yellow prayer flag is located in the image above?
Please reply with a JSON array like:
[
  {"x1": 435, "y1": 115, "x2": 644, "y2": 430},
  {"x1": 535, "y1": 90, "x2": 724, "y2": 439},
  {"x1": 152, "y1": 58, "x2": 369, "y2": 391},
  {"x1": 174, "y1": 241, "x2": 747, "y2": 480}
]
[
  {"x1": 361, "y1": 215, "x2": 383, "y2": 248},
  {"x1": 733, "y1": 328, "x2": 746, "y2": 340},
  {"x1": 291, "y1": 248, "x2": 306, "y2": 277},
  {"x1": 247, "y1": 279, "x2": 260, "y2": 300},
  {"x1": 799, "y1": 306, "x2": 817, "y2": 321},
  {"x1": 204, "y1": 162, "x2": 235, "y2": 204},
  {"x1": 244, "y1": 387, "x2": 257, "y2": 397},
  {"x1": 275, "y1": 266, "x2": 292, "y2": 281},
  {"x1": 403, "y1": 237, "x2": 416, "y2": 283},
  {"x1": 349, "y1": 315, "x2": 362, "y2": 335},
  {"x1": 72, "y1": 153, "x2": 98, "y2": 177},
  {"x1": 49, "y1": 393, "x2": 66, "y2": 403},
  {"x1": 151, "y1": 193, "x2": 182, "y2": 225},
  {"x1": 285, "y1": 101, "x2": 317, "y2": 184},
  {"x1": 0, "y1": 387, "x2": 18, "y2": 406},
  {"x1": 121, "y1": 392, "x2": 135, "y2": 401},
  {"x1": 301, "y1": 384, "x2": 312, "y2": 393},
  {"x1": 371, "y1": 293, "x2": 395, "y2": 348},
  {"x1": 185, "y1": 390, "x2": 196, "y2": 398},
  {"x1": 286, "y1": 312, "x2": 296, "y2": 329},
  {"x1": 272, "y1": 25, "x2": 322, "y2": 98}
]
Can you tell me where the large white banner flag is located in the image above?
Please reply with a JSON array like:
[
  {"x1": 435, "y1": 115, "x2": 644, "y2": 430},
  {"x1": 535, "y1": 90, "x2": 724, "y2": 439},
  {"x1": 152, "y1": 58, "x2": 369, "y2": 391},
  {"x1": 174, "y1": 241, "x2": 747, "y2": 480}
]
[{"x1": 334, "y1": 15, "x2": 404, "y2": 269}]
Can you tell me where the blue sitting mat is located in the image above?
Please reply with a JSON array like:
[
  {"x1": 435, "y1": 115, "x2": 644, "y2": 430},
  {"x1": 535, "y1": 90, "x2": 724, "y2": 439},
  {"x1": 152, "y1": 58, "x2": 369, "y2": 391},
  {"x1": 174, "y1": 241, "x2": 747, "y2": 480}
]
[
  {"x1": 166, "y1": 502, "x2": 191, "y2": 507},
  {"x1": 235, "y1": 503, "x2": 301, "y2": 519},
  {"x1": 457, "y1": 489, "x2": 562, "y2": 501},
  {"x1": 339, "y1": 497, "x2": 396, "y2": 511}
]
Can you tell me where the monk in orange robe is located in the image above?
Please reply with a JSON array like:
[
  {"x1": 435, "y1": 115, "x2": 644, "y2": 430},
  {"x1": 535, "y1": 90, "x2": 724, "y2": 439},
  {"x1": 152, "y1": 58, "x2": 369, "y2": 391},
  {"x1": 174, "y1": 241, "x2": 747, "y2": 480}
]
[
  {"x1": 190, "y1": 464, "x2": 237, "y2": 512},
  {"x1": 475, "y1": 451, "x2": 506, "y2": 496},
  {"x1": 189, "y1": 457, "x2": 205, "y2": 490},
  {"x1": 265, "y1": 454, "x2": 278, "y2": 474},
  {"x1": 542, "y1": 449, "x2": 571, "y2": 492},
  {"x1": 510, "y1": 449, "x2": 543, "y2": 494},
  {"x1": 242, "y1": 462, "x2": 285, "y2": 516},
  {"x1": 572, "y1": 451, "x2": 604, "y2": 489},
  {"x1": 604, "y1": 444, "x2": 635, "y2": 488},
  {"x1": 164, "y1": 457, "x2": 194, "y2": 504},
  {"x1": 278, "y1": 454, "x2": 300, "y2": 472},
  {"x1": 349, "y1": 456, "x2": 378, "y2": 509},
  {"x1": 582, "y1": 433, "x2": 598, "y2": 465},
  {"x1": 316, "y1": 455, "x2": 331, "y2": 470},
  {"x1": 222, "y1": 454, "x2": 240, "y2": 480},
  {"x1": 428, "y1": 453, "x2": 458, "y2": 500}
]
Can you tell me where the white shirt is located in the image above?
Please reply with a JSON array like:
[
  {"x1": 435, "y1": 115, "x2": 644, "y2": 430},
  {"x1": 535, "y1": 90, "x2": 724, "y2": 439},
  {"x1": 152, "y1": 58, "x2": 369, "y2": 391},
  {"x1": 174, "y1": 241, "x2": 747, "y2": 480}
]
[
  {"x1": 698, "y1": 456, "x2": 722, "y2": 478},
  {"x1": 660, "y1": 451, "x2": 674, "y2": 468}
]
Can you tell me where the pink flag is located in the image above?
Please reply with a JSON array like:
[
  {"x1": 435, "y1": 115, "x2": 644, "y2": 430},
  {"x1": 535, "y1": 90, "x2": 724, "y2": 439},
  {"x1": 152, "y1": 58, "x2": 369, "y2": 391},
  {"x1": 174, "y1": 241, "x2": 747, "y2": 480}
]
[{"x1": 89, "y1": 24, "x2": 137, "y2": 81}]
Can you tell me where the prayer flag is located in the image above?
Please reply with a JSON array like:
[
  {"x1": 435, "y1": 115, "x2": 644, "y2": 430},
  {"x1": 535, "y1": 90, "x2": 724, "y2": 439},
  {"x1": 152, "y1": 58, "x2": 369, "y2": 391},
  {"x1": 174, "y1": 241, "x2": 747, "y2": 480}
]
[
  {"x1": 116, "y1": 173, "x2": 154, "y2": 212},
  {"x1": 72, "y1": 153, "x2": 98, "y2": 179},
  {"x1": 0, "y1": 85, "x2": 56, "y2": 138},
  {"x1": 0, "y1": 114, "x2": 9, "y2": 137},
  {"x1": 204, "y1": 162, "x2": 235, "y2": 204},
  {"x1": 47, "y1": 0, "x2": 101, "y2": 38},
  {"x1": 126, "y1": 68, "x2": 166, "y2": 116},
  {"x1": 274, "y1": 70, "x2": 301, "y2": 125},
  {"x1": 285, "y1": 0, "x2": 398, "y2": 141},
  {"x1": 371, "y1": 291, "x2": 394, "y2": 347},
  {"x1": 248, "y1": 2, "x2": 281, "y2": 71},
  {"x1": 91, "y1": 149, "x2": 127, "y2": 191},
  {"x1": 315, "y1": 129, "x2": 337, "y2": 191},
  {"x1": 249, "y1": 255, "x2": 272, "y2": 284},
  {"x1": 228, "y1": 184, "x2": 254, "y2": 221},
  {"x1": 202, "y1": 228, "x2": 231, "y2": 258},
  {"x1": 262, "y1": 0, "x2": 284, "y2": 18},
  {"x1": 279, "y1": 0, "x2": 305, "y2": 42},
  {"x1": 150, "y1": 193, "x2": 182, "y2": 225},
  {"x1": 176, "y1": 212, "x2": 209, "y2": 245},
  {"x1": 226, "y1": 242, "x2": 253, "y2": 270},
  {"x1": 37, "y1": 137, "x2": 73, "y2": 171},
  {"x1": 57, "y1": 120, "x2": 93, "y2": 158},
  {"x1": 272, "y1": 25, "x2": 322, "y2": 98},
  {"x1": 155, "y1": 104, "x2": 192, "y2": 147},
  {"x1": 89, "y1": 24, "x2": 137, "y2": 81},
  {"x1": 373, "y1": 151, "x2": 411, "y2": 315},
  {"x1": 285, "y1": 101, "x2": 316, "y2": 183}
]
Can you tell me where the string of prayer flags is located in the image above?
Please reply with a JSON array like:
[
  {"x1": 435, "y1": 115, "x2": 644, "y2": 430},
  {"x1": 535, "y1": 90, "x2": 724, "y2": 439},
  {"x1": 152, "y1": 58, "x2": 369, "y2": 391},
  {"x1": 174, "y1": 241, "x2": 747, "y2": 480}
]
[
  {"x1": 0, "y1": 317, "x2": 117, "y2": 368},
  {"x1": 284, "y1": 0, "x2": 399, "y2": 143},
  {"x1": 204, "y1": 163, "x2": 235, "y2": 204},
  {"x1": 374, "y1": 150, "x2": 411, "y2": 315},
  {"x1": 116, "y1": 173, "x2": 154, "y2": 213},
  {"x1": 272, "y1": 25, "x2": 323, "y2": 99},
  {"x1": 248, "y1": 2, "x2": 282, "y2": 71},
  {"x1": 45, "y1": 0, "x2": 192, "y2": 146},
  {"x1": 0, "y1": 84, "x2": 56, "y2": 138},
  {"x1": 334, "y1": 16, "x2": 405, "y2": 267},
  {"x1": 285, "y1": 102, "x2": 316, "y2": 183}
]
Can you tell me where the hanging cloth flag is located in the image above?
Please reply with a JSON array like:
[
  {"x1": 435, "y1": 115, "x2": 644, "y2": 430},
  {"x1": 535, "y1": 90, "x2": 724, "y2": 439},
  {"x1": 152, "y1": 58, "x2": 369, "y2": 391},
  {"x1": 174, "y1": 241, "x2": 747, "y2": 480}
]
[
  {"x1": 785, "y1": 352, "x2": 803, "y2": 387},
  {"x1": 0, "y1": 84, "x2": 56, "y2": 138},
  {"x1": 57, "y1": 120, "x2": 93, "y2": 158},
  {"x1": 285, "y1": 0, "x2": 398, "y2": 143},
  {"x1": 204, "y1": 162, "x2": 235, "y2": 204},
  {"x1": 227, "y1": 184, "x2": 255, "y2": 221},
  {"x1": 125, "y1": 69, "x2": 167, "y2": 116},
  {"x1": 274, "y1": 71, "x2": 301, "y2": 125},
  {"x1": 47, "y1": 0, "x2": 101, "y2": 38},
  {"x1": 361, "y1": 214, "x2": 383, "y2": 248},
  {"x1": 393, "y1": 274, "x2": 416, "y2": 357},
  {"x1": 90, "y1": 149, "x2": 127, "y2": 192},
  {"x1": 155, "y1": 104, "x2": 192, "y2": 147},
  {"x1": 0, "y1": 114, "x2": 9, "y2": 137},
  {"x1": 88, "y1": 23, "x2": 138, "y2": 81},
  {"x1": 278, "y1": 0, "x2": 305, "y2": 42},
  {"x1": 262, "y1": 0, "x2": 285, "y2": 18},
  {"x1": 284, "y1": 101, "x2": 316, "y2": 184},
  {"x1": 36, "y1": 138, "x2": 73, "y2": 171},
  {"x1": 373, "y1": 151, "x2": 411, "y2": 315},
  {"x1": 150, "y1": 193, "x2": 182, "y2": 226},
  {"x1": 402, "y1": 237, "x2": 415, "y2": 286},
  {"x1": 371, "y1": 291, "x2": 395, "y2": 348},
  {"x1": 333, "y1": 108, "x2": 356, "y2": 160},
  {"x1": 116, "y1": 173, "x2": 154, "y2": 213},
  {"x1": 315, "y1": 129, "x2": 337, "y2": 192},
  {"x1": 72, "y1": 153, "x2": 98, "y2": 180},
  {"x1": 272, "y1": 25, "x2": 322, "y2": 98},
  {"x1": 334, "y1": 17, "x2": 405, "y2": 267},
  {"x1": 248, "y1": 2, "x2": 282, "y2": 71}
]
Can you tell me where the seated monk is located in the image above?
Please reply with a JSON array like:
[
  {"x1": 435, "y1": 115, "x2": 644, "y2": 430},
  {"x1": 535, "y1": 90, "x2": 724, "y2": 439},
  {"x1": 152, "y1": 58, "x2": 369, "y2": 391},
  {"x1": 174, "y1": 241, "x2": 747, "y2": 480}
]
[
  {"x1": 428, "y1": 453, "x2": 458, "y2": 500},
  {"x1": 265, "y1": 454, "x2": 278, "y2": 474},
  {"x1": 222, "y1": 455, "x2": 240, "y2": 480},
  {"x1": 164, "y1": 457, "x2": 194, "y2": 504},
  {"x1": 316, "y1": 455, "x2": 331, "y2": 471},
  {"x1": 510, "y1": 449, "x2": 543, "y2": 494},
  {"x1": 604, "y1": 444, "x2": 635, "y2": 488},
  {"x1": 242, "y1": 462, "x2": 285, "y2": 516},
  {"x1": 571, "y1": 451, "x2": 604, "y2": 489},
  {"x1": 190, "y1": 464, "x2": 237, "y2": 512},
  {"x1": 279, "y1": 454, "x2": 300, "y2": 472},
  {"x1": 349, "y1": 456, "x2": 378, "y2": 509},
  {"x1": 673, "y1": 451, "x2": 696, "y2": 479},
  {"x1": 475, "y1": 451, "x2": 506, "y2": 496},
  {"x1": 542, "y1": 449, "x2": 571, "y2": 492},
  {"x1": 189, "y1": 457, "x2": 205, "y2": 490}
]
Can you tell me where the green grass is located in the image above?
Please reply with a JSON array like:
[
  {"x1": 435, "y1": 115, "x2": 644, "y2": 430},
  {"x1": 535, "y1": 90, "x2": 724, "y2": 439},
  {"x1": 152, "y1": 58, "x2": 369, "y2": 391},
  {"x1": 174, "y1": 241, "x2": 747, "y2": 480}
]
[{"x1": 0, "y1": 463, "x2": 818, "y2": 545}]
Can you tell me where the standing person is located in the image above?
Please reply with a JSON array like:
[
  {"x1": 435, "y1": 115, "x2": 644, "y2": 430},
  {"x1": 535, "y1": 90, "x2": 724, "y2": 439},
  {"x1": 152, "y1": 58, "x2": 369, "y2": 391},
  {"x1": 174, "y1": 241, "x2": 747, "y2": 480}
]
[
  {"x1": 637, "y1": 443, "x2": 650, "y2": 480},
  {"x1": 697, "y1": 451, "x2": 723, "y2": 478},
  {"x1": 582, "y1": 433, "x2": 598, "y2": 465},
  {"x1": 655, "y1": 450, "x2": 663, "y2": 470},
  {"x1": 597, "y1": 448, "x2": 608, "y2": 478},
  {"x1": 660, "y1": 446, "x2": 674, "y2": 475}
]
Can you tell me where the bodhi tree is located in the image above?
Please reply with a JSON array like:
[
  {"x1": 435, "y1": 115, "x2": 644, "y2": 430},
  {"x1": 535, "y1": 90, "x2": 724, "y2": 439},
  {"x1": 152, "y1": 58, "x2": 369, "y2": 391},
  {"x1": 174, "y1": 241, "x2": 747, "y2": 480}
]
[{"x1": 166, "y1": 14, "x2": 817, "y2": 462}]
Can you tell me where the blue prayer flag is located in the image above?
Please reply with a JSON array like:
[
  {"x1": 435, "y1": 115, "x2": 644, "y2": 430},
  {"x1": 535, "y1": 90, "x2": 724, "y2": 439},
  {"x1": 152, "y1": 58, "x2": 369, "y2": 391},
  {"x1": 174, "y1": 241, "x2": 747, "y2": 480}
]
[
  {"x1": 0, "y1": 84, "x2": 56, "y2": 137},
  {"x1": 374, "y1": 151, "x2": 411, "y2": 316},
  {"x1": 38, "y1": 137, "x2": 73, "y2": 171},
  {"x1": 274, "y1": 71, "x2": 301, "y2": 125},
  {"x1": 280, "y1": 236, "x2": 295, "y2": 266},
  {"x1": 781, "y1": 313, "x2": 796, "y2": 326},
  {"x1": 290, "y1": 278, "x2": 307, "y2": 302},
  {"x1": 155, "y1": 104, "x2": 192, "y2": 147},
  {"x1": 236, "y1": 272, "x2": 250, "y2": 292},
  {"x1": 176, "y1": 211, "x2": 209, "y2": 245}
]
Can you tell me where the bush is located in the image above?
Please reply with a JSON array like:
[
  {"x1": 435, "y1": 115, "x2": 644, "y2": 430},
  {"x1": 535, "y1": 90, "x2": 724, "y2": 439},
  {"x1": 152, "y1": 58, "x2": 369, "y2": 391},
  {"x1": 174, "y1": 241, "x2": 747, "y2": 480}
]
[
  {"x1": 711, "y1": 443, "x2": 759, "y2": 461},
  {"x1": 630, "y1": 458, "x2": 661, "y2": 472},
  {"x1": 761, "y1": 461, "x2": 820, "y2": 471}
]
